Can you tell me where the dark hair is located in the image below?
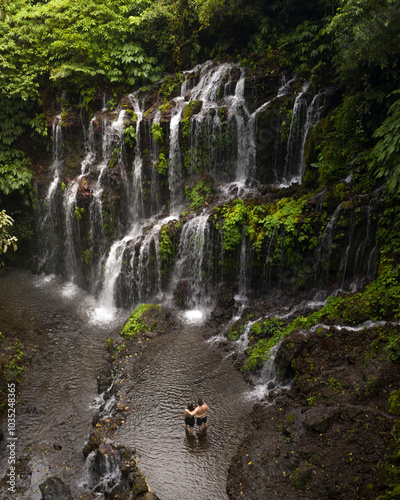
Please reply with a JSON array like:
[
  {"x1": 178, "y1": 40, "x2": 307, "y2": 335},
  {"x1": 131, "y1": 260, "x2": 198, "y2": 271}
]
[
  {"x1": 198, "y1": 398, "x2": 203, "y2": 406},
  {"x1": 188, "y1": 402, "x2": 194, "y2": 412}
]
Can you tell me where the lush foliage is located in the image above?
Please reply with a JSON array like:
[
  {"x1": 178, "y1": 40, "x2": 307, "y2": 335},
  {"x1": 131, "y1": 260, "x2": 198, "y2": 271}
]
[
  {"x1": 0, "y1": 0, "x2": 162, "y2": 97},
  {"x1": 369, "y1": 93, "x2": 400, "y2": 194},
  {"x1": 185, "y1": 180, "x2": 214, "y2": 210},
  {"x1": 0, "y1": 210, "x2": 17, "y2": 254},
  {"x1": 159, "y1": 226, "x2": 175, "y2": 269},
  {"x1": 0, "y1": 333, "x2": 25, "y2": 414}
]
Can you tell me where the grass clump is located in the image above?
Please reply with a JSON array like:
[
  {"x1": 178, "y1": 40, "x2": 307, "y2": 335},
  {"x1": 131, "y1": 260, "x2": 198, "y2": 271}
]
[{"x1": 120, "y1": 304, "x2": 154, "y2": 340}]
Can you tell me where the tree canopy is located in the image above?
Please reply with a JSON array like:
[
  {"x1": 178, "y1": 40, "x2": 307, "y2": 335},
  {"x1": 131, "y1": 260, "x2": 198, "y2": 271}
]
[{"x1": 0, "y1": 0, "x2": 400, "y2": 204}]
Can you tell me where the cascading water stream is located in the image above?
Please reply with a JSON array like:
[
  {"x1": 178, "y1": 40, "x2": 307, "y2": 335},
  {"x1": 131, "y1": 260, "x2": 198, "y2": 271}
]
[
  {"x1": 174, "y1": 214, "x2": 212, "y2": 310},
  {"x1": 168, "y1": 97, "x2": 186, "y2": 211},
  {"x1": 63, "y1": 119, "x2": 96, "y2": 283},
  {"x1": 150, "y1": 110, "x2": 162, "y2": 212},
  {"x1": 37, "y1": 115, "x2": 64, "y2": 274},
  {"x1": 316, "y1": 203, "x2": 342, "y2": 281},
  {"x1": 282, "y1": 81, "x2": 311, "y2": 185},
  {"x1": 36, "y1": 62, "x2": 340, "y2": 319},
  {"x1": 129, "y1": 93, "x2": 145, "y2": 219},
  {"x1": 250, "y1": 340, "x2": 291, "y2": 400},
  {"x1": 88, "y1": 110, "x2": 127, "y2": 295}
]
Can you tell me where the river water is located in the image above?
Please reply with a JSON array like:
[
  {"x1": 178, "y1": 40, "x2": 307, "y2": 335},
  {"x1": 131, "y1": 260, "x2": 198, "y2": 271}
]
[
  {"x1": 0, "y1": 269, "x2": 253, "y2": 499},
  {"x1": 0, "y1": 268, "x2": 120, "y2": 499},
  {"x1": 115, "y1": 321, "x2": 252, "y2": 499}
]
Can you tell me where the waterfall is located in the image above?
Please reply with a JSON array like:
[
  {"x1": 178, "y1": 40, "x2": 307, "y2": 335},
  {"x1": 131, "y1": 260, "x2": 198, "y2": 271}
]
[
  {"x1": 168, "y1": 97, "x2": 186, "y2": 211},
  {"x1": 281, "y1": 83, "x2": 327, "y2": 185},
  {"x1": 94, "y1": 222, "x2": 144, "y2": 319},
  {"x1": 63, "y1": 180, "x2": 80, "y2": 282},
  {"x1": 340, "y1": 215, "x2": 356, "y2": 288},
  {"x1": 37, "y1": 115, "x2": 64, "y2": 274},
  {"x1": 82, "y1": 449, "x2": 121, "y2": 496},
  {"x1": 174, "y1": 214, "x2": 212, "y2": 310},
  {"x1": 236, "y1": 318, "x2": 260, "y2": 352},
  {"x1": 62, "y1": 119, "x2": 96, "y2": 283},
  {"x1": 316, "y1": 203, "x2": 342, "y2": 281},
  {"x1": 150, "y1": 110, "x2": 162, "y2": 212},
  {"x1": 237, "y1": 234, "x2": 251, "y2": 298},
  {"x1": 251, "y1": 341, "x2": 291, "y2": 399},
  {"x1": 282, "y1": 82, "x2": 311, "y2": 184},
  {"x1": 88, "y1": 110, "x2": 127, "y2": 295},
  {"x1": 129, "y1": 93, "x2": 144, "y2": 219},
  {"x1": 353, "y1": 187, "x2": 384, "y2": 280},
  {"x1": 35, "y1": 62, "x2": 363, "y2": 317}
]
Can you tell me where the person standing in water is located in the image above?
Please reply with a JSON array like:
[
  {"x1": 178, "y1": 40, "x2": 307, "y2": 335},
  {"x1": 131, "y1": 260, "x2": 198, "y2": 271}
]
[
  {"x1": 184, "y1": 402, "x2": 195, "y2": 435},
  {"x1": 187, "y1": 398, "x2": 209, "y2": 431}
]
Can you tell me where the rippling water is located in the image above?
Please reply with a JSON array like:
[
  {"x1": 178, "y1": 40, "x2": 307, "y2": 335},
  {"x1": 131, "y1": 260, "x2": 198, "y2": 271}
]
[
  {"x1": 115, "y1": 323, "x2": 252, "y2": 499},
  {"x1": 0, "y1": 269, "x2": 119, "y2": 499},
  {"x1": 0, "y1": 269, "x2": 252, "y2": 498}
]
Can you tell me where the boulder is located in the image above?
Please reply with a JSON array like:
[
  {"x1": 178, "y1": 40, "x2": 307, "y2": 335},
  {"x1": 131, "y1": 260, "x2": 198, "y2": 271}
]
[
  {"x1": 132, "y1": 475, "x2": 148, "y2": 496},
  {"x1": 173, "y1": 279, "x2": 190, "y2": 308},
  {"x1": 83, "y1": 428, "x2": 102, "y2": 457},
  {"x1": 109, "y1": 480, "x2": 131, "y2": 500},
  {"x1": 304, "y1": 406, "x2": 339, "y2": 433},
  {"x1": 142, "y1": 493, "x2": 160, "y2": 500},
  {"x1": 39, "y1": 477, "x2": 72, "y2": 500}
]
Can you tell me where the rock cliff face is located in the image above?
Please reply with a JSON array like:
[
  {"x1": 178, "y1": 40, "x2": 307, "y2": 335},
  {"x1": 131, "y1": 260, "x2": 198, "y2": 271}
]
[
  {"x1": 227, "y1": 322, "x2": 400, "y2": 499},
  {"x1": 33, "y1": 60, "x2": 382, "y2": 313}
]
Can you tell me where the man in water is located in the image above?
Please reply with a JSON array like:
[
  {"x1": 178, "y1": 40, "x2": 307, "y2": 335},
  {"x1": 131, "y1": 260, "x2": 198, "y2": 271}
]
[{"x1": 188, "y1": 398, "x2": 209, "y2": 431}]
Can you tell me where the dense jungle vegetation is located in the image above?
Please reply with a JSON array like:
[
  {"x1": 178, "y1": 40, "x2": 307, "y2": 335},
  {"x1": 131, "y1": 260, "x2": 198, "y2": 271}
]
[{"x1": 0, "y1": 0, "x2": 399, "y2": 221}]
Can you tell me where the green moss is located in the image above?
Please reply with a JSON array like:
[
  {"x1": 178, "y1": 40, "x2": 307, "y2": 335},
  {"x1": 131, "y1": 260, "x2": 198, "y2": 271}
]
[
  {"x1": 154, "y1": 152, "x2": 168, "y2": 176},
  {"x1": 124, "y1": 124, "x2": 136, "y2": 147},
  {"x1": 151, "y1": 122, "x2": 164, "y2": 143},
  {"x1": 120, "y1": 304, "x2": 161, "y2": 339},
  {"x1": 182, "y1": 100, "x2": 202, "y2": 138},
  {"x1": 159, "y1": 226, "x2": 175, "y2": 270},
  {"x1": 244, "y1": 257, "x2": 400, "y2": 371},
  {"x1": 185, "y1": 180, "x2": 214, "y2": 210},
  {"x1": 286, "y1": 414, "x2": 295, "y2": 425},
  {"x1": 388, "y1": 390, "x2": 400, "y2": 415},
  {"x1": 251, "y1": 317, "x2": 283, "y2": 338},
  {"x1": 0, "y1": 334, "x2": 25, "y2": 416},
  {"x1": 229, "y1": 318, "x2": 247, "y2": 341}
]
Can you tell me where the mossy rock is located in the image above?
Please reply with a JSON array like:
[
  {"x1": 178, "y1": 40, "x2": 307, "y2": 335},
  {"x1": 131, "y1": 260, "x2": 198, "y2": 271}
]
[
  {"x1": 388, "y1": 389, "x2": 400, "y2": 415},
  {"x1": 132, "y1": 475, "x2": 149, "y2": 496},
  {"x1": 290, "y1": 465, "x2": 312, "y2": 490},
  {"x1": 229, "y1": 318, "x2": 247, "y2": 341},
  {"x1": 120, "y1": 304, "x2": 172, "y2": 339}
]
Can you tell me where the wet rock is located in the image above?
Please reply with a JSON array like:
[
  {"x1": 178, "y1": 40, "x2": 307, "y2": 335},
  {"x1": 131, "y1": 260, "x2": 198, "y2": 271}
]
[
  {"x1": 132, "y1": 475, "x2": 148, "y2": 496},
  {"x1": 185, "y1": 172, "x2": 215, "y2": 192},
  {"x1": 304, "y1": 406, "x2": 339, "y2": 433},
  {"x1": 38, "y1": 477, "x2": 72, "y2": 499},
  {"x1": 83, "y1": 428, "x2": 102, "y2": 457},
  {"x1": 142, "y1": 493, "x2": 160, "y2": 500},
  {"x1": 228, "y1": 318, "x2": 248, "y2": 341},
  {"x1": 97, "y1": 371, "x2": 113, "y2": 393},
  {"x1": 109, "y1": 480, "x2": 131, "y2": 500},
  {"x1": 173, "y1": 279, "x2": 190, "y2": 308},
  {"x1": 289, "y1": 464, "x2": 313, "y2": 490}
]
